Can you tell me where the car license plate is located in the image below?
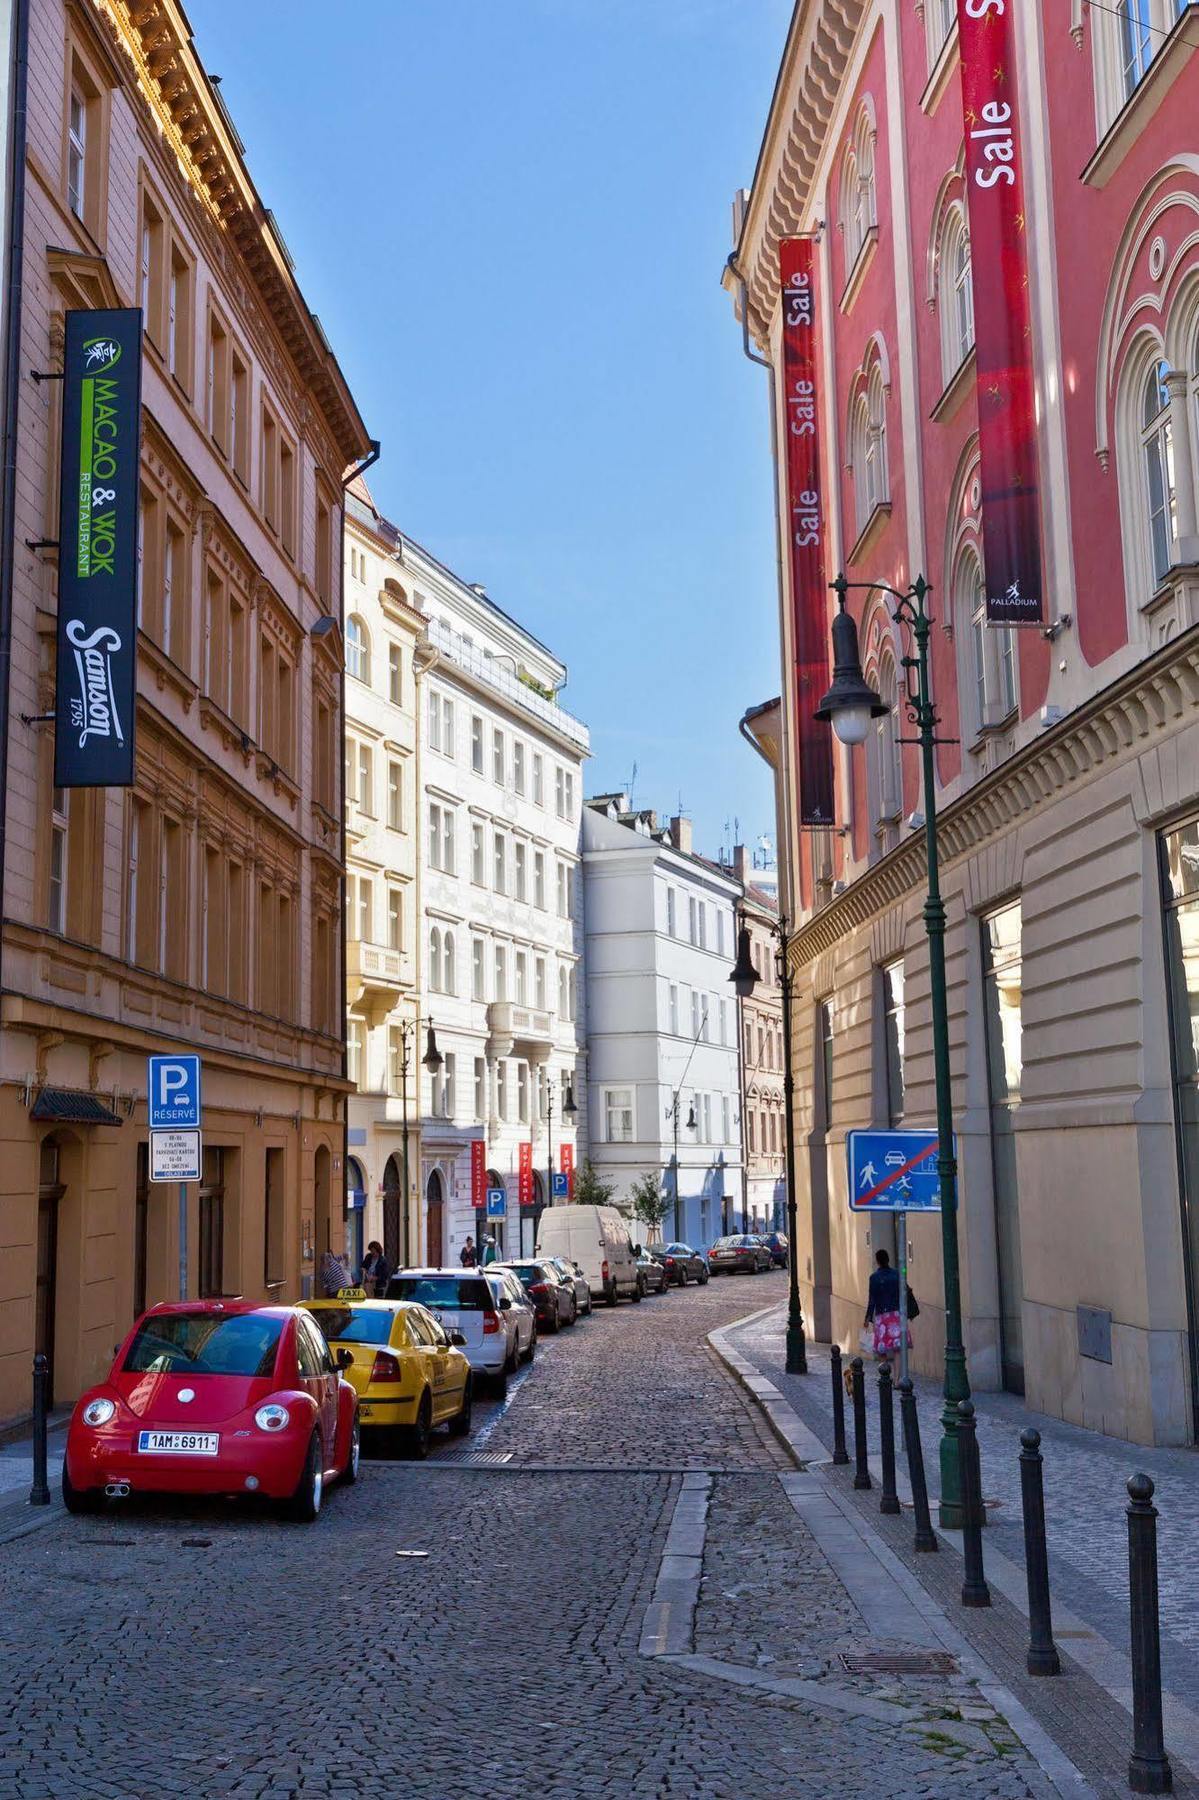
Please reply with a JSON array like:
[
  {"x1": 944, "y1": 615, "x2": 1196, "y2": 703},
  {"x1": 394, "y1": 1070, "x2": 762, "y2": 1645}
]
[{"x1": 137, "y1": 1429, "x2": 219, "y2": 1456}]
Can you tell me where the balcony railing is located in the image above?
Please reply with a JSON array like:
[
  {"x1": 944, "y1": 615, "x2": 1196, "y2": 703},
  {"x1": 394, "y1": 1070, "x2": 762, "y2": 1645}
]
[
  {"x1": 425, "y1": 617, "x2": 589, "y2": 751},
  {"x1": 486, "y1": 1001, "x2": 554, "y2": 1048},
  {"x1": 346, "y1": 939, "x2": 407, "y2": 996}
]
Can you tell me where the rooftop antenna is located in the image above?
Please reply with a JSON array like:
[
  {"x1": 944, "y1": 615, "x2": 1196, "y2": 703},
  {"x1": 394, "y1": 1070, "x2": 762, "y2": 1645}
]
[{"x1": 627, "y1": 761, "x2": 638, "y2": 808}]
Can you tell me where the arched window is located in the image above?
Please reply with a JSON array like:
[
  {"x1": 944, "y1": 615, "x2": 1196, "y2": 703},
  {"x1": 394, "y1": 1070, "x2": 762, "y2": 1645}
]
[
  {"x1": 1142, "y1": 359, "x2": 1177, "y2": 584},
  {"x1": 346, "y1": 615, "x2": 370, "y2": 684},
  {"x1": 840, "y1": 145, "x2": 861, "y2": 267},
  {"x1": 958, "y1": 549, "x2": 1017, "y2": 736},
  {"x1": 850, "y1": 393, "x2": 872, "y2": 536},
  {"x1": 876, "y1": 657, "x2": 902, "y2": 821},
  {"x1": 429, "y1": 925, "x2": 442, "y2": 993},
  {"x1": 443, "y1": 930, "x2": 456, "y2": 996},
  {"x1": 939, "y1": 204, "x2": 974, "y2": 382},
  {"x1": 867, "y1": 364, "x2": 887, "y2": 512},
  {"x1": 1119, "y1": 0, "x2": 1154, "y2": 100}
]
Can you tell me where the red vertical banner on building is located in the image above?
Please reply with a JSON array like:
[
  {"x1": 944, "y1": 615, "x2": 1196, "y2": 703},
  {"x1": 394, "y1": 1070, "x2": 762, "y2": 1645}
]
[
  {"x1": 779, "y1": 238, "x2": 835, "y2": 825},
  {"x1": 560, "y1": 1141, "x2": 574, "y2": 1199},
  {"x1": 470, "y1": 1140, "x2": 486, "y2": 1210},
  {"x1": 518, "y1": 1141, "x2": 533, "y2": 1206},
  {"x1": 956, "y1": 0, "x2": 1043, "y2": 625}
]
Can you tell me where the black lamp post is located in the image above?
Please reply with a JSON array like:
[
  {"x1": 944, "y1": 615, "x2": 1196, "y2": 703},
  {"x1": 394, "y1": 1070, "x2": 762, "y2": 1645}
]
[
  {"x1": 388, "y1": 1018, "x2": 422, "y2": 1270},
  {"x1": 669, "y1": 1093, "x2": 697, "y2": 1240},
  {"x1": 731, "y1": 917, "x2": 806, "y2": 1374},
  {"x1": 546, "y1": 1076, "x2": 577, "y2": 1211},
  {"x1": 815, "y1": 571, "x2": 971, "y2": 1527}
]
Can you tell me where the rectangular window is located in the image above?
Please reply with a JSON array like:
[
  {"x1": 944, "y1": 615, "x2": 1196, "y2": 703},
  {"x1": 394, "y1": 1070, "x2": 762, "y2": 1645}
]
[
  {"x1": 388, "y1": 887, "x2": 402, "y2": 953},
  {"x1": 722, "y1": 1095, "x2": 731, "y2": 1144},
  {"x1": 230, "y1": 350, "x2": 249, "y2": 482},
  {"x1": 497, "y1": 1060, "x2": 509, "y2": 1121},
  {"x1": 818, "y1": 1000, "x2": 834, "y2": 1130},
  {"x1": 698, "y1": 903, "x2": 707, "y2": 950},
  {"x1": 691, "y1": 991, "x2": 701, "y2": 1037},
  {"x1": 703, "y1": 1094, "x2": 712, "y2": 1143},
  {"x1": 264, "y1": 1148, "x2": 285, "y2": 1287},
  {"x1": 492, "y1": 728, "x2": 504, "y2": 785},
  {"x1": 494, "y1": 945, "x2": 507, "y2": 1001},
  {"x1": 471, "y1": 714, "x2": 484, "y2": 773},
  {"x1": 472, "y1": 937, "x2": 485, "y2": 1001},
  {"x1": 605, "y1": 1086, "x2": 634, "y2": 1143},
  {"x1": 514, "y1": 841, "x2": 527, "y2": 903},
  {"x1": 474, "y1": 1057, "x2": 487, "y2": 1122},
  {"x1": 556, "y1": 862, "x2": 568, "y2": 918},
  {"x1": 442, "y1": 698, "x2": 455, "y2": 759},
  {"x1": 279, "y1": 440, "x2": 296, "y2": 554},
  {"x1": 688, "y1": 895, "x2": 698, "y2": 945},
  {"x1": 347, "y1": 1018, "x2": 363, "y2": 1087},
  {"x1": 387, "y1": 1026, "x2": 402, "y2": 1096},
  {"x1": 387, "y1": 760, "x2": 403, "y2": 831},
  {"x1": 669, "y1": 984, "x2": 679, "y2": 1035},
  {"x1": 357, "y1": 876, "x2": 373, "y2": 946},
  {"x1": 471, "y1": 821, "x2": 485, "y2": 886},
  {"x1": 388, "y1": 644, "x2": 402, "y2": 706},
  {"x1": 666, "y1": 888, "x2": 676, "y2": 937},
  {"x1": 518, "y1": 1062, "x2": 530, "y2": 1124},
  {"x1": 159, "y1": 816, "x2": 184, "y2": 980},
  {"x1": 534, "y1": 851, "x2": 546, "y2": 910},
  {"x1": 555, "y1": 767, "x2": 566, "y2": 817},
  {"x1": 357, "y1": 743, "x2": 373, "y2": 815},
  {"x1": 532, "y1": 753, "x2": 544, "y2": 807},
  {"x1": 565, "y1": 771, "x2": 575, "y2": 817},
  {"x1": 49, "y1": 787, "x2": 68, "y2": 934},
  {"x1": 719, "y1": 998, "x2": 727, "y2": 1045},
  {"x1": 516, "y1": 950, "x2": 528, "y2": 1005},
  {"x1": 493, "y1": 831, "x2": 507, "y2": 894},
  {"x1": 513, "y1": 741, "x2": 526, "y2": 794},
  {"x1": 198, "y1": 1148, "x2": 225, "y2": 1299},
  {"x1": 442, "y1": 1053, "x2": 456, "y2": 1120},
  {"x1": 717, "y1": 911, "x2": 726, "y2": 958},
  {"x1": 67, "y1": 86, "x2": 87, "y2": 218},
  {"x1": 881, "y1": 960, "x2": 906, "y2": 1126},
  {"x1": 982, "y1": 900, "x2": 1025, "y2": 1393},
  {"x1": 428, "y1": 689, "x2": 441, "y2": 753},
  {"x1": 535, "y1": 955, "x2": 547, "y2": 1009}
]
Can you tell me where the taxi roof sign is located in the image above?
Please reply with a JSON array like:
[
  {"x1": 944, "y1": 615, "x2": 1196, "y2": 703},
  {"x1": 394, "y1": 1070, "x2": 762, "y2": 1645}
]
[{"x1": 335, "y1": 1287, "x2": 368, "y2": 1301}]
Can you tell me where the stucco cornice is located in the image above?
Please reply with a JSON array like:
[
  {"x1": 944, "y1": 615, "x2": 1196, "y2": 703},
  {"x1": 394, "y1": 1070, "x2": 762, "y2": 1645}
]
[
  {"x1": 786, "y1": 624, "x2": 1199, "y2": 971},
  {"x1": 727, "y1": 1, "x2": 868, "y2": 343}
]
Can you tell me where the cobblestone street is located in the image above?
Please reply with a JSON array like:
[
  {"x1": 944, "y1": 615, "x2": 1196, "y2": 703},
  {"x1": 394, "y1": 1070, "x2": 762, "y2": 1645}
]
[{"x1": 0, "y1": 1277, "x2": 1064, "y2": 1798}]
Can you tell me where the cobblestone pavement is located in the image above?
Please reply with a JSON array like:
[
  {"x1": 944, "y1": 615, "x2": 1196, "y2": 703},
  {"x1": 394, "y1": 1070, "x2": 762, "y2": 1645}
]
[
  {"x1": 0, "y1": 1277, "x2": 1058, "y2": 1799},
  {"x1": 727, "y1": 1309, "x2": 1199, "y2": 1714}
]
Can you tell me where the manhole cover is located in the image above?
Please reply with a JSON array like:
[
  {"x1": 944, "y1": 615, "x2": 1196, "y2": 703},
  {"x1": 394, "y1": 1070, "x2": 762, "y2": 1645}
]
[
  {"x1": 466, "y1": 1451, "x2": 514, "y2": 1466},
  {"x1": 840, "y1": 1651, "x2": 958, "y2": 1676}
]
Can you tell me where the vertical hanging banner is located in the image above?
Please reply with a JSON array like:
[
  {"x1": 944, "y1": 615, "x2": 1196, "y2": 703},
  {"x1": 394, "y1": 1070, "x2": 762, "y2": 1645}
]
[
  {"x1": 560, "y1": 1140, "x2": 574, "y2": 1200},
  {"x1": 518, "y1": 1141, "x2": 533, "y2": 1207},
  {"x1": 55, "y1": 308, "x2": 143, "y2": 786},
  {"x1": 779, "y1": 239, "x2": 835, "y2": 825},
  {"x1": 956, "y1": 1, "x2": 1043, "y2": 625},
  {"x1": 470, "y1": 1139, "x2": 486, "y2": 1210}
]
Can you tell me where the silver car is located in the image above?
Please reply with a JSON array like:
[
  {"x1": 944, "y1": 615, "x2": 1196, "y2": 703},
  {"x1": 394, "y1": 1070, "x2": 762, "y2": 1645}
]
[
  {"x1": 545, "y1": 1255, "x2": 593, "y2": 1317},
  {"x1": 485, "y1": 1267, "x2": 538, "y2": 1364},
  {"x1": 385, "y1": 1268, "x2": 523, "y2": 1394}
]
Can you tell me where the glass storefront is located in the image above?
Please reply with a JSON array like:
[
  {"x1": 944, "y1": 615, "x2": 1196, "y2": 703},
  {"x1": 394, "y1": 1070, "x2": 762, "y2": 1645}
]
[{"x1": 1159, "y1": 818, "x2": 1199, "y2": 1438}]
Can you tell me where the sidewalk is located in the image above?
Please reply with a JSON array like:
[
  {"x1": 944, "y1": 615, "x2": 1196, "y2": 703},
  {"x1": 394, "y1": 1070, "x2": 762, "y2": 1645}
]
[
  {"x1": 715, "y1": 1303, "x2": 1199, "y2": 1799},
  {"x1": 0, "y1": 1417, "x2": 65, "y2": 1545}
]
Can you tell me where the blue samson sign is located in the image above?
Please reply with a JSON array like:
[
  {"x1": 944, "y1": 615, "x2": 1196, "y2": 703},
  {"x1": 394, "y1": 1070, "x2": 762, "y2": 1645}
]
[{"x1": 54, "y1": 308, "x2": 143, "y2": 788}]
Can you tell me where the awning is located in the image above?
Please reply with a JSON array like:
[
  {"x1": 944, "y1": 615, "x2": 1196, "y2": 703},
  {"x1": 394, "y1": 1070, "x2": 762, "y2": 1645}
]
[{"x1": 29, "y1": 1088, "x2": 123, "y2": 1126}]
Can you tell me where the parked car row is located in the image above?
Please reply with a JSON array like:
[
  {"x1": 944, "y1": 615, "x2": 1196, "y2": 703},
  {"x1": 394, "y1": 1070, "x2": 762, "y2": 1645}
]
[{"x1": 61, "y1": 1208, "x2": 787, "y2": 1524}]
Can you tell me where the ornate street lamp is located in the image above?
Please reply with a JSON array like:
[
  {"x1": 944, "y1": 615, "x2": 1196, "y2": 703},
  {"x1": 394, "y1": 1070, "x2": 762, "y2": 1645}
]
[
  {"x1": 730, "y1": 918, "x2": 807, "y2": 1375},
  {"x1": 545, "y1": 1077, "x2": 578, "y2": 1209},
  {"x1": 815, "y1": 571, "x2": 971, "y2": 1527}
]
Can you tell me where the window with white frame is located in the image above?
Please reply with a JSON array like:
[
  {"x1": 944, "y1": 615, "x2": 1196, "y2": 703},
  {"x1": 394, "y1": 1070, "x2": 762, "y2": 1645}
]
[
  {"x1": 387, "y1": 887, "x2": 402, "y2": 952},
  {"x1": 926, "y1": 0, "x2": 956, "y2": 63},
  {"x1": 516, "y1": 950, "x2": 528, "y2": 1005},
  {"x1": 605, "y1": 1086, "x2": 634, "y2": 1143},
  {"x1": 346, "y1": 615, "x2": 369, "y2": 684},
  {"x1": 840, "y1": 108, "x2": 876, "y2": 275},
  {"x1": 428, "y1": 803, "x2": 455, "y2": 873},
  {"x1": 387, "y1": 760, "x2": 403, "y2": 832},
  {"x1": 443, "y1": 930, "x2": 456, "y2": 995},
  {"x1": 874, "y1": 656, "x2": 902, "y2": 821},
  {"x1": 532, "y1": 752, "x2": 544, "y2": 806},
  {"x1": 565, "y1": 771, "x2": 575, "y2": 817},
  {"x1": 555, "y1": 767, "x2": 566, "y2": 817},
  {"x1": 514, "y1": 840, "x2": 527, "y2": 902},
  {"x1": 535, "y1": 955, "x2": 547, "y2": 1009},
  {"x1": 494, "y1": 944, "x2": 507, "y2": 1001},
  {"x1": 472, "y1": 937, "x2": 485, "y2": 1001},
  {"x1": 1091, "y1": 1, "x2": 1189, "y2": 135},
  {"x1": 703, "y1": 1094, "x2": 712, "y2": 1143},
  {"x1": 428, "y1": 691, "x2": 454, "y2": 758},
  {"x1": 513, "y1": 740, "x2": 526, "y2": 794},
  {"x1": 691, "y1": 990, "x2": 701, "y2": 1036},
  {"x1": 722, "y1": 1094, "x2": 731, "y2": 1144},
  {"x1": 556, "y1": 861, "x2": 568, "y2": 918},
  {"x1": 492, "y1": 728, "x2": 504, "y2": 785},
  {"x1": 356, "y1": 744, "x2": 373, "y2": 815},
  {"x1": 471, "y1": 715, "x2": 484, "y2": 774},
  {"x1": 388, "y1": 643, "x2": 402, "y2": 706},
  {"x1": 939, "y1": 203, "x2": 974, "y2": 384},
  {"x1": 666, "y1": 887, "x2": 676, "y2": 936},
  {"x1": 474, "y1": 1057, "x2": 487, "y2": 1122},
  {"x1": 518, "y1": 1062, "x2": 530, "y2": 1123},
  {"x1": 429, "y1": 925, "x2": 442, "y2": 992},
  {"x1": 716, "y1": 911, "x2": 726, "y2": 958},
  {"x1": 957, "y1": 549, "x2": 1017, "y2": 735},
  {"x1": 347, "y1": 1018, "x2": 364, "y2": 1088},
  {"x1": 669, "y1": 984, "x2": 679, "y2": 1035},
  {"x1": 348, "y1": 874, "x2": 372, "y2": 943},
  {"x1": 497, "y1": 1060, "x2": 510, "y2": 1120},
  {"x1": 1142, "y1": 358, "x2": 1178, "y2": 585},
  {"x1": 688, "y1": 895, "x2": 698, "y2": 945},
  {"x1": 471, "y1": 821, "x2": 485, "y2": 886},
  {"x1": 719, "y1": 997, "x2": 728, "y2": 1045},
  {"x1": 493, "y1": 830, "x2": 507, "y2": 894},
  {"x1": 533, "y1": 851, "x2": 546, "y2": 910},
  {"x1": 558, "y1": 965, "x2": 569, "y2": 1019},
  {"x1": 49, "y1": 788, "x2": 68, "y2": 933},
  {"x1": 850, "y1": 368, "x2": 889, "y2": 537}
]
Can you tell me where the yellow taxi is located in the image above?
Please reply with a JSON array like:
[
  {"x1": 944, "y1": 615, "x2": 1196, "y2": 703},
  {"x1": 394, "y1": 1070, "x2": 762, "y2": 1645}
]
[{"x1": 302, "y1": 1292, "x2": 472, "y2": 1457}]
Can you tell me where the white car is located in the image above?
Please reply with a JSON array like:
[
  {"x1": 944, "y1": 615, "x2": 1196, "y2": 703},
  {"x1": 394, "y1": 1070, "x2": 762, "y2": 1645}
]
[
  {"x1": 485, "y1": 1267, "x2": 538, "y2": 1365},
  {"x1": 385, "y1": 1268, "x2": 526, "y2": 1395}
]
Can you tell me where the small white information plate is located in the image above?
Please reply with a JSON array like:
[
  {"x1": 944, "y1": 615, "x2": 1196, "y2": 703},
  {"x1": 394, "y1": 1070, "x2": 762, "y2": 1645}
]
[{"x1": 150, "y1": 1129, "x2": 201, "y2": 1182}]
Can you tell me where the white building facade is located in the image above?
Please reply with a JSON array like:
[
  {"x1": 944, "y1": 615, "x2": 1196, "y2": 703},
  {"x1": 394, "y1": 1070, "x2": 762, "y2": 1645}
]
[
  {"x1": 342, "y1": 485, "x2": 424, "y2": 1274},
  {"x1": 582, "y1": 800, "x2": 744, "y2": 1249},
  {"x1": 411, "y1": 544, "x2": 588, "y2": 1264}
]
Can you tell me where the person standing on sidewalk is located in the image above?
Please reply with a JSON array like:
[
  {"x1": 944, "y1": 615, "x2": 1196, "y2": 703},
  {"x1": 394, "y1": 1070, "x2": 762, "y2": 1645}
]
[
  {"x1": 864, "y1": 1248, "x2": 910, "y2": 1359},
  {"x1": 460, "y1": 1235, "x2": 478, "y2": 1268}
]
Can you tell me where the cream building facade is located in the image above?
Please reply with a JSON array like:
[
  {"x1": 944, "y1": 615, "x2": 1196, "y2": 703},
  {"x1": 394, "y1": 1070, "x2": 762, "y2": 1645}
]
[
  {"x1": 342, "y1": 484, "x2": 424, "y2": 1274},
  {"x1": 0, "y1": 0, "x2": 369, "y2": 1422},
  {"x1": 733, "y1": 853, "x2": 786, "y2": 1237}
]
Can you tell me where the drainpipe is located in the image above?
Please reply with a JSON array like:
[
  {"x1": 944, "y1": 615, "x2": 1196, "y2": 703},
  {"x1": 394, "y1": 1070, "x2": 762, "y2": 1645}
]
[
  {"x1": 338, "y1": 439, "x2": 380, "y2": 1263},
  {"x1": 0, "y1": 0, "x2": 31, "y2": 1004}
]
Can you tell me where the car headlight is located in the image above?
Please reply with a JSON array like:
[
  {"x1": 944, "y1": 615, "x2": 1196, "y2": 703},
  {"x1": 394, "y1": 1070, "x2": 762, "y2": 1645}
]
[
  {"x1": 254, "y1": 1404, "x2": 290, "y2": 1433},
  {"x1": 82, "y1": 1397, "x2": 115, "y2": 1427}
]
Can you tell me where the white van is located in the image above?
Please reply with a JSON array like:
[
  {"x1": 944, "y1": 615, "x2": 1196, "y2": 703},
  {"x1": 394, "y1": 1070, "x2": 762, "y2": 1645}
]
[{"x1": 536, "y1": 1205, "x2": 641, "y2": 1306}]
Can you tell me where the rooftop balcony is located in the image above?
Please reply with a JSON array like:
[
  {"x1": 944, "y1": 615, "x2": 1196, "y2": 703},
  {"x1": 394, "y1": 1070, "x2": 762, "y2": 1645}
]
[{"x1": 425, "y1": 617, "x2": 589, "y2": 752}]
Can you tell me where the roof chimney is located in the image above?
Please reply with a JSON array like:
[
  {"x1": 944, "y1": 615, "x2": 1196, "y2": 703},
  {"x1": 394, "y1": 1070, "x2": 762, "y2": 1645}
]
[
  {"x1": 733, "y1": 843, "x2": 749, "y2": 884},
  {"x1": 670, "y1": 815, "x2": 693, "y2": 856}
]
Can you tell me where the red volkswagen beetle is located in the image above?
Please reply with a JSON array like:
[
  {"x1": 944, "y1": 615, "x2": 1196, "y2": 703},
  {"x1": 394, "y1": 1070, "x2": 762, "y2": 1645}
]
[{"x1": 63, "y1": 1300, "x2": 359, "y2": 1522}]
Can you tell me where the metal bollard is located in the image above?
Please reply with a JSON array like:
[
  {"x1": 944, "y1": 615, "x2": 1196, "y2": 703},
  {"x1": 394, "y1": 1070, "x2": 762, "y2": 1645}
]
[
  {"x1": 957, "y1": 1400, "x2": 991, "y2": 1608},
  {"x1": 899, "y1": 1378, "x2": 937, "y2": 1552},
  {"x1": 28, "y1": 1353, "x2": 50, "y2": 1507},
  {"x1": 1126, "y1": 1474, "x2": 1172, "y2": 1794},
  {"x1": 850, "y1": 1357, "x2": 872, "y2": 1490},
  {"x1": 830, "y1": 1344, "x2": 850, "y2": 1465},
  {"x1": 878, "y1": 1360, "x2": 900, "y2": 1515},
  {"x1": 1019, "y1": 1429, "x2": 1060, "y2": 1676}
]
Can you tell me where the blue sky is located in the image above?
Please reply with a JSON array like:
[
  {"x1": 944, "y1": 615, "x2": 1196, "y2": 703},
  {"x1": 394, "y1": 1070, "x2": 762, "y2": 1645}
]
[{"x1": 193, "y1": 0, "x2": 791, "y2": 864}]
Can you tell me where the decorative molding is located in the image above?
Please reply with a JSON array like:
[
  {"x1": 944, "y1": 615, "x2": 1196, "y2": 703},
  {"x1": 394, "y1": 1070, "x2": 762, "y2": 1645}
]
[{"x1": 786, "y1": 621, "x2": 1199, "y2": 971}]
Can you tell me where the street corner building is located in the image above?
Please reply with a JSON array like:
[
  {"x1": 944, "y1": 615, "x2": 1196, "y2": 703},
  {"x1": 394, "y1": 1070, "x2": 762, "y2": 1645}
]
[
  {"x1": 729, "y1": 1, "x2": 1199, "y2": 1445},
  {"x1": 0, "y1": 0, "x2": 371, "y2": 1423}
]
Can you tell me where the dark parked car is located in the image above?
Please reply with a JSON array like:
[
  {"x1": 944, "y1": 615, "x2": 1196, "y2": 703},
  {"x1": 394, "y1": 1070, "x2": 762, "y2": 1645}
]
[
  {"x1": 763, "y1": 1232, "x2": 789, "y2": 1269},
  {"x1": 545, "y1": 1256, "x2": 592, "y2": 1317},
  {"x1": 708, "y1": 1234, "x2": 772, "y2": 1276},
  {"x1": 648, "y1": 1242, "x2": 710, "y2": 1286},
  {"x1": 634, "y1": 1246, "x2": 669, "y2": 1294},
  {"x1": 502, "y1": 1260, "x2": 576, "y2": 1332}
]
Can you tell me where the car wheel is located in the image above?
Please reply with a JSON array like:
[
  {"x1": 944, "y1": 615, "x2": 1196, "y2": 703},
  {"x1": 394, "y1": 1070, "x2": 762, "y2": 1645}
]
[
  {"x1": 522, "y1": 1326, "x2": 537, "y2": 1363},
  {"x1": 584, "y1": 1294, "x2": 593, "y2": 1316},
  {"x1": 285, "y1": 1430, "x2": 324, "y2": 1522},
  {"x1": 569, "y1": 1297, "x2": 579, "y2": 1326},
  {"x1": 506, "y1": 1336, "x2": 519, "y2": 1374},
  {"x1": 546, "y1": 1305, "x2": 560, "y2": 1333},
  {"x1": 631, "y1": 1279, "x2": 643, "y2": 1303},
  {"x1": 406, "y1": 1392, "x2": 433, "y2": 1461},
  {"x1": 700, "y1": 1268, "x2": 710, "y2": 1285},
  {"x1": 492, "y1": 1363, "x2": 509, "y2": 1400},
  {"x1": 450, "y1": 1376, "x2": 473, "y2": 1437},
  {"x1": 343, "y1": 1411, "x2": 361, "y2": 1484},
  {"x1": 62, "y1": 1465, "x2": 102, "y2": 1515},
  {"x1": 605, "y1": 1283, "x2": 618, "y2": 1307}
]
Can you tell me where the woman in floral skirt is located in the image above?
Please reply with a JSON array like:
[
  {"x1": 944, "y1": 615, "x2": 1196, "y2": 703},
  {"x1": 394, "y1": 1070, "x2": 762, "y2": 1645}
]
[{"x1": 864, "y1": 1247, "x2": 911, "y2": 1358}]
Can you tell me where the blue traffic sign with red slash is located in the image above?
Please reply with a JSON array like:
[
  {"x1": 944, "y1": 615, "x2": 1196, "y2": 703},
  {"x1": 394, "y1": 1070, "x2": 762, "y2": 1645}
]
[{"x1": 846, "y1": 1129, "x2": 947, "y2": 1212}]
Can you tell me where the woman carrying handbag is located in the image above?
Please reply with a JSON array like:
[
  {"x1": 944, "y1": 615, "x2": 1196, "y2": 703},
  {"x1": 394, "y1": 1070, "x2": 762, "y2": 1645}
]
[{"x1": 863, "y1": 1248, "x2": 915, "y2": 1358}]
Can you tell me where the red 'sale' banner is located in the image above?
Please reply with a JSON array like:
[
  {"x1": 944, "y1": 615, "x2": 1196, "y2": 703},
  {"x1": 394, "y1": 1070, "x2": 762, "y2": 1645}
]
[
  {"x1": 518, "y1": 1141, "x2": 533, "y2": 1207},
  {"x1": 560, "y1": 1141, "x2": 574, "y2": 1200},
  {"x1": 470, "y1": 1139, "x2": 486, "y2": 1210},
  {"x1": 956, "y1": 0, "x2": 1043, "y2": 626},
  {"x1": 779, "y1": 239, "x2": 835, "y2": 825}
]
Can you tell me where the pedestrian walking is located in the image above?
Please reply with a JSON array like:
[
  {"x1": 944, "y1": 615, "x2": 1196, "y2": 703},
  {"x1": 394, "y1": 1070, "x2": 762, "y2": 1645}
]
[
  {"x1": 460, "y1": 1235, "x2": 478, "y2": 1268},
  {"x1": 482, "y1": 1235, "x2": 498, "y2": 1266},
  {"x1": 864, "y1": 1248, "x2": 912, "y2": 1359},
  {"x1": 318, "y1": 1247, "x2": 352, "y2": 1297},
  {"x1": 361, "y1": 1240, "x2": 392, "y2": 1297}
]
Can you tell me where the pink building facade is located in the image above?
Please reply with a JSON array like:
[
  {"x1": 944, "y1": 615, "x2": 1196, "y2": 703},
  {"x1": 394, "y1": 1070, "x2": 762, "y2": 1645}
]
[{"x1": 730, "y1": 2, "x2": 1199, "y2": 1443}]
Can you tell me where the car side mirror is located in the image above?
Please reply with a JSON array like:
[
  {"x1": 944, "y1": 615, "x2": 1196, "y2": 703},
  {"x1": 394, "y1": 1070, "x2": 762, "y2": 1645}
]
[
  {"x1": 499, "y1": 1295, "x2": 512, "y2": 1311},
  {"x1": 335, "y1": 1348, "x2": 354, "y2": 1371},
  {"x1": 448, "y1": 1329, "x2": 467, "y2": 1347},
  {"x1": 573, "y1": 1262, "x2": 582, "y2": 1274}
]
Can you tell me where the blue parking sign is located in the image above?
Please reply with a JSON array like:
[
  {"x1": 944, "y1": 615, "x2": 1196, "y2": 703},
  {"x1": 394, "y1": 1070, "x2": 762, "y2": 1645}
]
[
  {"x1": 148, "y1": 1054, "x2": 202, "y2": 1130},
  {"x1": 486, "y1": 1187, "x2": 506, "y2": 1219},
  {"x1": 846, "y1": 1129, "x2": 947, "y2": 1212},
  {"x1": 551, "y1": 1172, "x2": 568, "y2": 1198}
]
